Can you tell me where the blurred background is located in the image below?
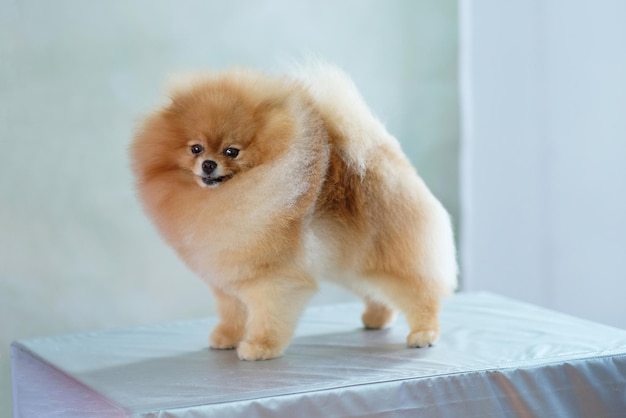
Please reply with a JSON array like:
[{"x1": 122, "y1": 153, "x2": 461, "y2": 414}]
[
  {"x1": 2, "y1": 0, "x2": 625, "y2": 415},
  {"x1": 0, "y1": 1, "x2": 458, "y2": 412}
]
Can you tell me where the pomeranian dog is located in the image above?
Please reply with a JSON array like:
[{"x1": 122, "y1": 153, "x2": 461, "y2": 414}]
[{"x1": 131, "y1": 62, "x2": 457, "y2": 360}]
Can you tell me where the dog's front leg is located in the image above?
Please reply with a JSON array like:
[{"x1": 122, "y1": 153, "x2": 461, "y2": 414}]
[
  {"x1": 209, "y1": 285, "x2": 248, "y2": 350},
  {"x1": 235, "y1": 270, "x2": 317, "y2": 360}
]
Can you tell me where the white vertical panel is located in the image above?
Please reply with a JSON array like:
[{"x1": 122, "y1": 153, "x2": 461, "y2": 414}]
[
  {"x1": 542, "y1": 1, "x2": 626, "y2": 325},
  {"x1": 460, "y1": 0, "x2": 551, "y2": 305},
  {"x1": 461, "y1": 0, "x2": 626, "y2": 328}
]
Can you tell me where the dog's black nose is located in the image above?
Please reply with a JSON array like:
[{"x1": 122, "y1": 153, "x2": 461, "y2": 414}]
[{"x1": 202, "y1": 160, "x2": 217, "y2": 174}]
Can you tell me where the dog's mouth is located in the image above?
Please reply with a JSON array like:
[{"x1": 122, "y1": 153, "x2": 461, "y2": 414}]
[{"x1": 200, "y1": 174, "x2": 234, "y2": 187}]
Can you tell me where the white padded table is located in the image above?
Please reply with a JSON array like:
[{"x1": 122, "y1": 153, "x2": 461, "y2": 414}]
[{"x1": 11, "y1": 292, "x2": 626, "y2": 417}]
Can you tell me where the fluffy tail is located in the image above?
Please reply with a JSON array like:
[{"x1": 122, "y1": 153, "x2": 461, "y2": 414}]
[{"x1": 289, "y1": 60, "x2": 401, "y2": 175}]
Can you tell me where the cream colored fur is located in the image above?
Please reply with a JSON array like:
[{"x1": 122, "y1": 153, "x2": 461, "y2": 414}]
[{"x1": 131, "y1": 62, "x2": 457, "y2": 360}]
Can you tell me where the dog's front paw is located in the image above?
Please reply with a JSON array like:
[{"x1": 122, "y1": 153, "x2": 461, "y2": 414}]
[
  {"x1": 362, "y1": 304, "x2": 397, "y2": 330},
  {"x1": 209, "y1": 324, "x2": 244, "y2": 350},
  {"x1": 236, "y1": 339, "x2": 284, "y2": 361},
  {"x1": 407, "y1": 329, "x2": 439, "y2": 348}
]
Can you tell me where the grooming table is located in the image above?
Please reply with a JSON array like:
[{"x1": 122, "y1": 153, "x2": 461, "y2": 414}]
[{"x1": 11, "y1": 292, "x2": 626, "y2": 417}]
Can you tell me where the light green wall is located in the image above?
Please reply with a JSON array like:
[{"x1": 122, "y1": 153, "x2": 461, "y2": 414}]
[{"x1": 1, "y1": 1, "x2": 458, "y2": 413}]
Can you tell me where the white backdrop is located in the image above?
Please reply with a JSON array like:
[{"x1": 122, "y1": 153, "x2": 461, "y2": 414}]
[
  {"x1": 461, "y1": 0, "x2": 626, "y2": 329},
  {"x1": 0, "y1": 1, "x2": 459, "y2": 414}
]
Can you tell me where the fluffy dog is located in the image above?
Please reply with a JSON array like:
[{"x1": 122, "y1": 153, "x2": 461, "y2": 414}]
[{"x1": 131, "y1": 63, "x2": 457, "y2": 360}]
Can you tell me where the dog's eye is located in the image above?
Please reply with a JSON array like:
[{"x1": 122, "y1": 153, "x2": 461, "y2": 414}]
[
  {"x1": 223, "y1": 147, "x2": 239, "y2": 158},
  {"x1": 190, "y1": 144, "x2": 204, "y2": 155}
]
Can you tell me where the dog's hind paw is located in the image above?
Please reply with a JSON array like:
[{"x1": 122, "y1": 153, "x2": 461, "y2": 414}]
[{"x1": 407, "y1": 329, "x2": 439, "y2": 348}]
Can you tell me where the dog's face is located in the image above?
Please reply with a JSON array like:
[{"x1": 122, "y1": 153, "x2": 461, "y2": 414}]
[
  {"x1": 187, "y1": 141, "x2": 241, "y2": 188},
  {"x1": 172, "y1": 84, "x2": 265, "y2": 189},
  {"x1": 133, "y1": 74, "x2": 297, "y2": 190}
]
